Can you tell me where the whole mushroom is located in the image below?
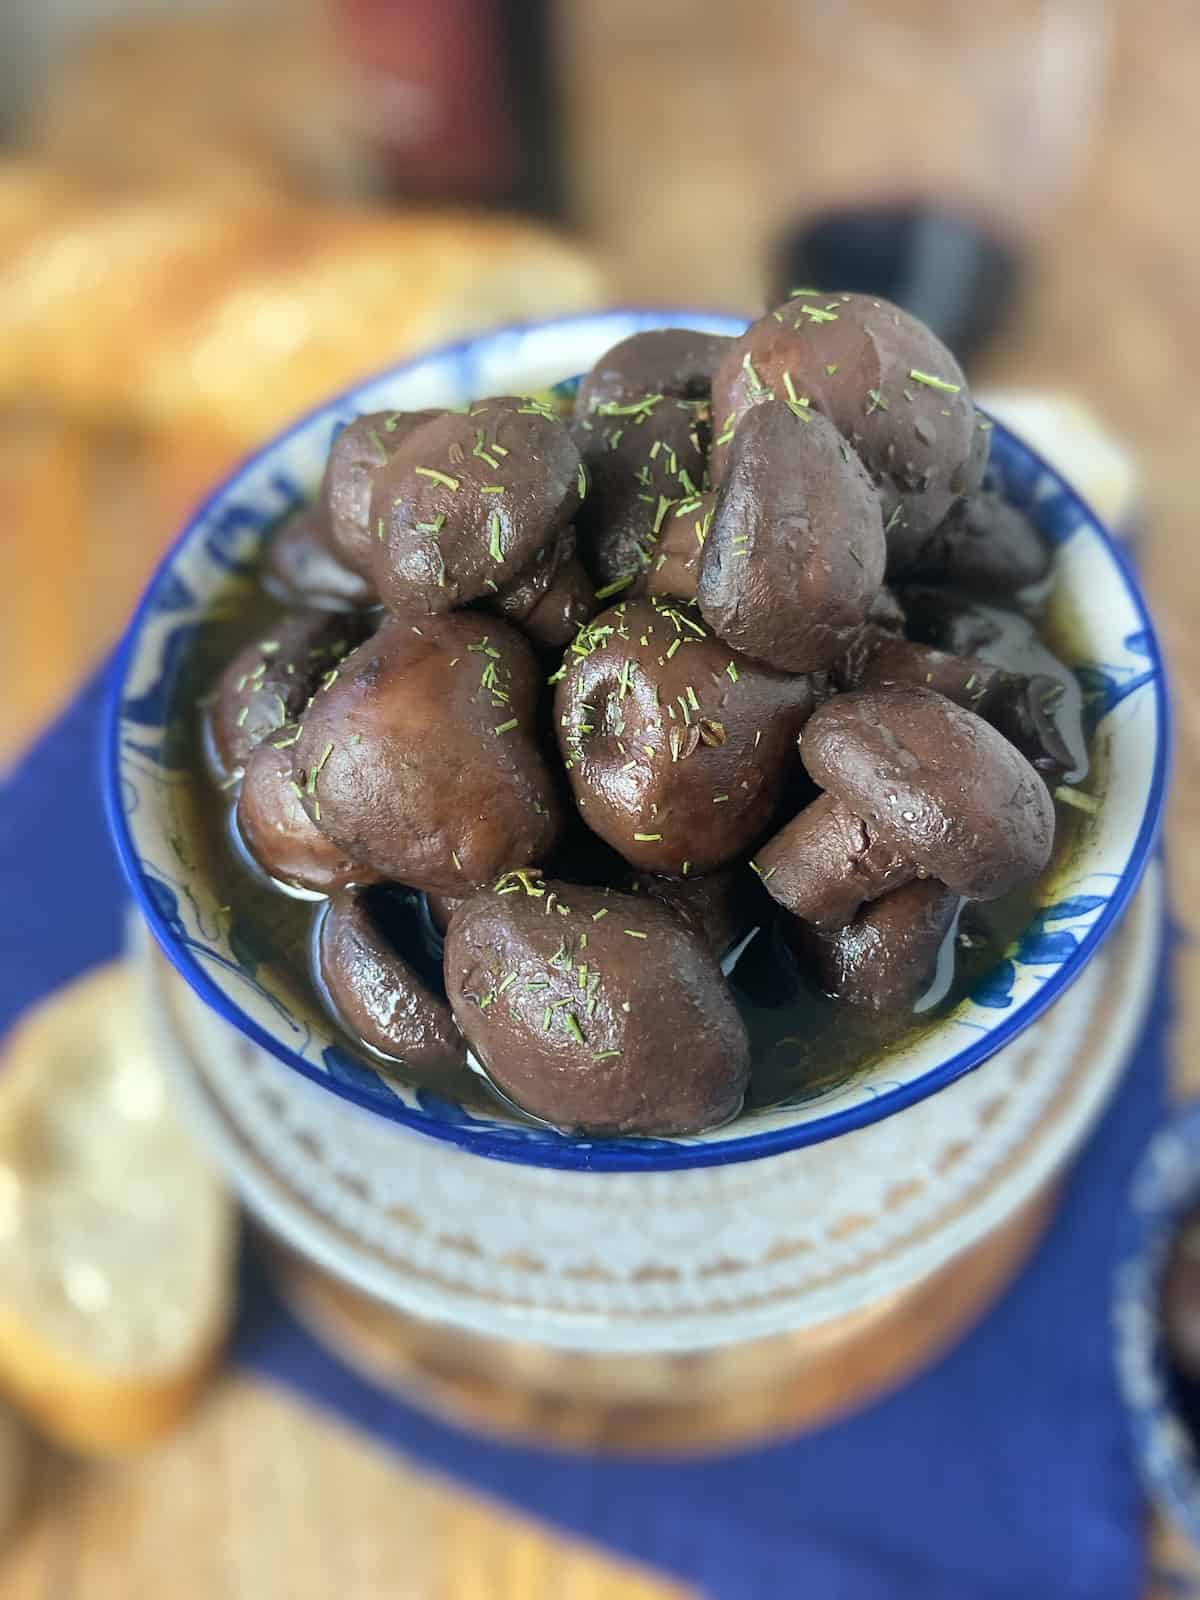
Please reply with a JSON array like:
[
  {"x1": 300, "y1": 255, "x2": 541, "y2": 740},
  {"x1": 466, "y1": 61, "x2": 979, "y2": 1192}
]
[
  {"x1": 291, "y1": 612, "x2": 562, "y2": 894},
  {"x1": 753, "y1": 686, "x2": 1055, "y2": 929},
  {"x1": 207, "y1": 609, "x2": 368, "y2": 782},
  {"x1": 320, "y1": 409, "x2": 444, "y2": 576},
  {"x1": 709, "y1": 291, "x2": 988, "y2": 557},
  {"x1": 554, "y1": 598, "x2": 817, "y2": 875},
  {"x1": 444, "y1": 878, "x2": 749, "y2": 1135},
  {"x1": 368, "y1": 396, "x2": 582, "y2": 616},
  {"x1": 318, "y1": 885, "x2": 464, "y2": 1070},
  {"x1": 697, "y1": 400, "x2": 887, "y2": 673},
  {"x1": 899, "y1": 489, "x2": 1053, "y2": 594},
  {"x1": 236, "y1": 740, "x2": 377, "y2": 894},
  {"x1": 574, "y1": 328, "x2": 732, "y2": 417}
]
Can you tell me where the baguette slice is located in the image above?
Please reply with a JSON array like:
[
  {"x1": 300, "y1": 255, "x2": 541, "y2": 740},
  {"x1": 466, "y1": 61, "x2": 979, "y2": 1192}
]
[{"x1": 0, "y1": 962, "x2": 235, "y2": 1454}]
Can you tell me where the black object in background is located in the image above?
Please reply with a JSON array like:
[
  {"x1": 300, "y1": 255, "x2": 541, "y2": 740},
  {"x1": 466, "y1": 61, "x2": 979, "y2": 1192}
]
[{"x1": 773, "y1": 202, "x2": 1025, "y2": 370}]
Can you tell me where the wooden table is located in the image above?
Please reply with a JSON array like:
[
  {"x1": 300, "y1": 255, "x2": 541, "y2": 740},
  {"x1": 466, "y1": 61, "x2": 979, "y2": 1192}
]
[{"x1": 4, "y1": 4, "x2": 1200, "y2": 1595}]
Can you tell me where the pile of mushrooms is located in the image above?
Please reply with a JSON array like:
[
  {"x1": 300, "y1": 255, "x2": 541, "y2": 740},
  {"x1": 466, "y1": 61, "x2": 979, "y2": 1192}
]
[{"x1": 204, "y1": 291, "x2": 1074, "y2": 1138}]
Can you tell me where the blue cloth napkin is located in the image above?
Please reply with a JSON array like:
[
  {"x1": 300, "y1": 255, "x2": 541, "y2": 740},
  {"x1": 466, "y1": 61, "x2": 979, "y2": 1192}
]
[{"x1": 1, "y1": 667, "x2": 1165, "y2": 1600}]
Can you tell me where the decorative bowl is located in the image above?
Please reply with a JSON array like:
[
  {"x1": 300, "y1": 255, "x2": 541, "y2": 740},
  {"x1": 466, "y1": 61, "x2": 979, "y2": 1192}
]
[{"x1": 106, "y1": 310, "x2": 1168, "y2": 1174}]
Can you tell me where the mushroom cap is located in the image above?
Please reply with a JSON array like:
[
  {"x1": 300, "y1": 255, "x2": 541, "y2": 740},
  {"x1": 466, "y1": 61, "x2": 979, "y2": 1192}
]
[
  {"x1": 321, "y1": 409, "x2": 444, "y2": 576},
  {"x1": 574, "y1": 328, "x2": 732, "y2": 416},
  {"x1": 291, "y1": 612, "x2": 562, "y2": 894},
  {"x1": 443, "y1": 879, "x2": 749, "y2": 1135},
  {"x1": 709, "y1": 291, "x2": 986, "y2": 543},
  {"x1": 800, "y1": 686, "x2": 1055, "y2": 899},
  {"x1": 787, "y1": 877, "x2": 959, "y2": 1012},
  {"x1": 368, "y1": 397, "x2": 582, "y2": 616},
  {"x1": 553, "y1": 598, "x2": 816, "y2": 875},
  {"x1": 698, "y1": 401, "x2": 886, "y2": 673}
]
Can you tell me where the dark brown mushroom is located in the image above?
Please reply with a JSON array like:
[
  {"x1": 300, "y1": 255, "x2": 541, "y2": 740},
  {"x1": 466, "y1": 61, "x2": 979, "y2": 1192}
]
[
  {"x1": 697, "y1": 401, "x2": 887, "y2": 673},
  {"x1": 574, "y1": 328, "x2": 732, "y2": 417},
  {"x1": 318, "y1": 885, "x2": 464, "y2": 1070},
  {"x1": 444, "y1": 878, "x2": 749, "y2": 1135},
  {"x1": 320, "y1": 409, "x2": 444, "y2": 576},
  {"x1": 784, "y1": 878, "x2": 960, "y2": 1011},
  {"x1": 261, "y1": 506, "x2": 377, "y2": 612},
  {"x1": 236, "y1": 740, "x2": 376, "y2": 894},
  {"x1": 207, "y1": 609, "x2": 368, "y2": 782},
  {"x1": 291, "y1": 612, "x2": 562, "y2": 894},
  {"x1": 753, "y1": 686, "x2": 1055, "y2": 929},
  {"x1": 834, "y1": 629, "x2": 1074, "y2": 784},
  {"x1": 554, "y1": 598, "x2": 817, "y2": 875},
  {"x1": 900, "y1": 490, "x2": 1052, "y2": 594},
  {"x1": 709, "y1": 291, "x2": 987, "y2": 554},
  {"x1": 571, "y1": 397, "x2": 710, "y2": 590},
  {"x1": 368, "y1": 397, "x2": 582, "y2": 616}
]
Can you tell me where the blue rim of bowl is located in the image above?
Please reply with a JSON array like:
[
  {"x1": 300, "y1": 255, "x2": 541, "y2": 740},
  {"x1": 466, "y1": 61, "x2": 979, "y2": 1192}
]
[
  {"x1": 1113, "y1": 1102, "x2": 1200, "y2": 1547},
  {"x1": 104, "y1": 310, "x2": 1171, "y2": 1172}
]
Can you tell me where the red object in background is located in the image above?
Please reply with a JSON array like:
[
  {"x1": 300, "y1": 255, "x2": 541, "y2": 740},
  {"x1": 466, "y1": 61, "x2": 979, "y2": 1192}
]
[{"x1": 336, "y1": 0, "x2": 519, "y2": 202}]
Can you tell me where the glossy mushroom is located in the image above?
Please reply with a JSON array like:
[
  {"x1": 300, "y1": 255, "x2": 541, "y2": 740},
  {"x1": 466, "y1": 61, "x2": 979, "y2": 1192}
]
[
  {"x1": 709, "y1": 291, "x2": 987, "y2": 555},
  {"x1": 318, "y1": 885, "x2": 464, "y2": 1070},
  {"x1": 291, "y1": 612, "x2": 562, "y2": 894},
  {"x1": 444, "y1": 878, "x2": 749, "y2": 1135},
  {"x1": 368, "y1": 397, "x2": 582, "y2": 616},
  {"x1": 320, "y1": 408, "x2": 444, "y2": 576},
  {"x1": 697, "y1": 400, "x2": 886, "y2": 673},
  {"x1": 753, "y1": 686, "x2": 1055, "y2": 929},
  {"x1": 207, "y1": 608, "x2": 368, "y2": 782},
  {"x1": 899, "y1": 489, "x2": 1052, "y2": 594},
  {"x1": 554, "y1": 598, "x2": 817, "y2": 875},
  {"x1": 236, "y1": 740, "x2": 376, "y2": 894}
]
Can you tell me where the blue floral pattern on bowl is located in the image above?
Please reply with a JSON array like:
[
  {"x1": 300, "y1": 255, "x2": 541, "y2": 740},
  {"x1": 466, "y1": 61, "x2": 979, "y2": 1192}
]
[{"x1": 104, "y1": 311, "x2": 1168, "y2": 1172}]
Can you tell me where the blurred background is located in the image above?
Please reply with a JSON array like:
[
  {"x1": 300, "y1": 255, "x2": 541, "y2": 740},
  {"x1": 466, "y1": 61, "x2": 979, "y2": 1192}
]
[{"x1": 3, "y1": 2, "x2": 1200, "y2": 1595}]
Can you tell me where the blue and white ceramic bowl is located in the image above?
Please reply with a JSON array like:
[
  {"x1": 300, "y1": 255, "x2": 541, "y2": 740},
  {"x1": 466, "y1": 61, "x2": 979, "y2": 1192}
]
[
  {"x1": 1115, "y1": 1104, "x2": 1200, "y2": 1547},
  {"x1": 105, "y1": 310, "x2": 1168, "y2": 1174}
]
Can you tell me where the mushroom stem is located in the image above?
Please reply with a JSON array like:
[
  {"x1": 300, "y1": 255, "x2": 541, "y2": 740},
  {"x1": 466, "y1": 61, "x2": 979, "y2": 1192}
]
[{"x1": 753, "y1": 793, "x2": 916, "y2": 931}]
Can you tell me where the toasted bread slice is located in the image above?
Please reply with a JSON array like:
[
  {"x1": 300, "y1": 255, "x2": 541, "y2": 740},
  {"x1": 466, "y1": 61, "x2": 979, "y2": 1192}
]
[{"x1": 0, "y1": 962, "x2": 235, "y2": 1453}]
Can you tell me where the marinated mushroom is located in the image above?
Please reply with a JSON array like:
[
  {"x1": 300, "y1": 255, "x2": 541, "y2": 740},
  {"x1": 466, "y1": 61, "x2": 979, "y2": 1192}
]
[
  {"x1": 572, "y1": 403, "x2": 711, "y2": 592},
  {"x1": 900, "y1": 489, "x2": 1052, "y2": 594},
  {"x1": 697, "y1": 400, "x2": 886, "y2": 672},
  {"x1": 784, "y1": 878, "x2": 959, "y2": 1011},
  {"x1": 834, "y1": 629, "x2": 1073, "y2": 784},
  {"x1": 236, "y1": 740, "x2": 376, "y2": 894},
  {"x1": 318, "y1": 885, "x2": 464, "y2": 1070},
  {"x1": 320, "y1": 408, "x2": 444, "y2": 576},
  {"x1": 368, "y1": 397, "x2": 582, "y2": 616},
  {"x1": 444, "y1": 879, "x2": 749, "y2": 1134},
  {"x1": 753, "y1": 687, "x2": 1055, "y2": 929},
  {"x1": 261, "y1": 506, "x2": 377, "y2": 612},
  {"x1": 207, "y1": 609, "x2": 367, "y2": 781},
  {"x1": 574, "y1": 328, "x2": 732, "y2": 417},
  {"x1": 291, "y1": 612, "x2": 562, "y2": 893},
  {"x1": 709, "y1": 291, "x2": 987, "y2": 555},
  {"x1": 554, "y1": 598, "x2": 817, "y2": 875}
]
